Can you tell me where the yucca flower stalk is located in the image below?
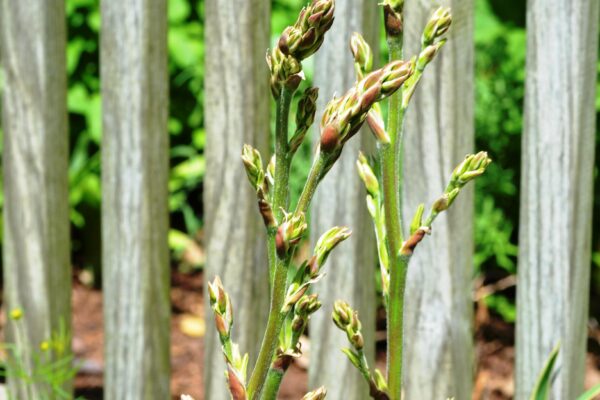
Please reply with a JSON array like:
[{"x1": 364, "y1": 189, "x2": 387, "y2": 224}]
[
  {"x1": 329, "y1": 4, "x2": 491, "y2": 400},
  {"x1": 208, "y1": 1, "x2": 420, "y2": 398}
]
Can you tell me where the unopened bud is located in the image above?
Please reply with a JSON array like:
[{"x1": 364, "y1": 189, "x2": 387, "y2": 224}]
[
  {"x1": 449, "y1": 152, "x2": 492, "y2": 189},
  {"x1": 295, "y1": 294, "x2": 322, "y2": 316},
  {"x1": 356, "y1": 152, "x2": 379, "y2": 198},
  {"x1": 422, "y1": 7, "x2": 452, "y2": 47},
  {"x1": 350, "y1": 32, "x2": 372, "y2": 79},
  {"x1": 241, "y1": 144, "x2": 264, "y2": 191},
  {"x1": 302, "y1": 386, "x2": 327, "y2": 400},
  {"x1": 366, "y1": 104, "x2": 389, "y2": 143},
  {"x1": 313, "y1": 226, "x2": 352, "y2": 272},
  {"x1": 332, "y1": 300, "x2": 352, "y2": 329},
  {"x1": 416, "y1": 39, "x2": 446, "y2": 71},
  {"x1": 410, "y1": 203, "x2": 425, "y2": 235},
  {"x1": 351, "y1": 332, "x2": 364, "y2": 350},
  {"x1": 276, "y1": 212, "x2": 308, "y2": 258},
  {"x1": 291, "y1": 87, "x2": 319, "y2": 153}
]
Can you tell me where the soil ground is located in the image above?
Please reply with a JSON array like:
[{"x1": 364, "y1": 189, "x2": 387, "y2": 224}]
[{"x1": 3, "y1": 270, "x2": 600, "y2": 399}]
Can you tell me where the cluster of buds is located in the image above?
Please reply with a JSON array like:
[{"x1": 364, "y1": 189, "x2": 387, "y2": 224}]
[
  {"x1": 302, "y1": 387, "x2": 328, "y2": 400},
  {"x1": 208, "y1": 277, "x2": 233, "y2": 339},
  {"x1": 290, "y1": 87, "x2": 319, "y2": 154},
  {"x1": 241, "y1": 145, "x2": 275, "y2": 228},
  {"x1": 332, "y1": 301, "x2": 364, "y2": 350},
  {"x1": 275, "y1": 212, "x2": 307, "y2": 259},
  {"x1": 281, "y1": 227, "x2": 350, "y2": 313},
  {"x1": 319, "y1": 60, "x2": 414, "y2": 165},
  {"x1": 308, "y1": 226, "x2": 352, "y2": 274},
  {"x1": 278, "y1": 0, "x2": 335, "y2": 61},
  {"x1": 349, "y1": 32, "x2": 373, "y2": 80},
  {"x1": 267, "y1": 47, "x2": 304, "y2": 98},
  {"x1": 208, "y1": 277, "x2": 249, "y2": 400},
  {"x1": 268, "y1": 0, "x2": 334, "y2": 98},
  {"x1": 401, "y1": 152, "x2": 492, "y2": 257},
  {"x1": 422, "y1": 7, "x2": 452, "y2": 47},
  {"x1": 416, "y1": 7, "x2": 451, "y2": 73},
  {"x1": 275, "y1": 294, "x2": 322, "y2": 372},
  {"x1": 402, "y1": 7, "x2": 452, "y2": 108}
]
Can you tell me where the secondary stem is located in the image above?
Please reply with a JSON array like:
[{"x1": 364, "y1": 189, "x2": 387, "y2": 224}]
[
  {"x1": 382, "y1": 38, "x2": 406, "y2": 400},
  {"x1": 247, "y1": 88, "x2": 294, "y2": 399}
]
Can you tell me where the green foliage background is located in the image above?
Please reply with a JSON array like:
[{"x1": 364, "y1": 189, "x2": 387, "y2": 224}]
[{"x1": 0, "y1": 0, "x2": 598, "y2": 320}]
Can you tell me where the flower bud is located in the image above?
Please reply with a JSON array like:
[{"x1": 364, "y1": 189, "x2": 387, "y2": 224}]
[
  {"x1": 332, "y1": 300, "x2": 352, "y2": 330},
  {"x1": 313, "y1": 226, "x2": 352, "y2": 272},
  {"x1": 365, "y1": 105, "x2": 389, "y2": 144},
  {"x1": 241, "y1": 144, "x2": 264, "y2": 191},
  {"x1": 416, "y1": 39, "x2": 446, "y2": 71},
  {"x1": 267, "y1": 47, "x2": 304, "y2": 98},
  {"x1": 356, "y1": 152, "x2": 379, "y2": 198},
  {"x1": 290, "y1": 87, "x2": 319, "y2": 153},
  {"x1": 302, "y1": 386, "x2": 327, "y2": 400},
  {"x1": 350, "y1": 32, "x2": 372, "y2": 79},
  {"x1": 422, "y1": 7, "x2": 452, "y2": 47},
  {"x1": 276, "y1": 212, "x2": 308, "y2": 258},
  {"x1": 279, "y1": 0, "x2": 335, "y2": 61},
  {"x1": 449, "y1": 152, "x2": 492, "y2": 189},
  {"x1": 409, "y1": 203, "x2": 425, "y2": 235}
]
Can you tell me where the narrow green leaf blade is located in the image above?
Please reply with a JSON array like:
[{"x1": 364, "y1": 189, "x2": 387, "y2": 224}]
[
  {"x1": 529, "y1": 343, "x2": 560, "y2": 400},
  {"x1": 576, "y1": 383, "x2": 600, "y2": 400}
]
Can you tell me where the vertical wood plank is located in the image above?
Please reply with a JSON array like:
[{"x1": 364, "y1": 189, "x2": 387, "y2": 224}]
[
  {"x1": 515, "y1": 0, "x2": 599, "y2": 398},
  {"x1": 402, "y1": 1, "x2": 475, "y2": 398},
  {"x1": 0, "y1": 0, "x2": 71, "y2": 397},
  {"x1": 203, "y1": 0, "x2": 271, "y2": 398},
  {"x1": 308, "y1": 1, "x2": 378, "y2": 398},
  {"x1": 101, "y1": 0, "x2": 170, "y2": 398}
]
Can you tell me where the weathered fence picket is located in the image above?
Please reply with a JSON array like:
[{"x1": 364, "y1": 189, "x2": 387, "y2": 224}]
[
  {"x1": 100, "y1": 0, "x2": 170, "y2": 397},
  {"x1": 0, "y1": 0, "x2": 71, "y2": 397},
  {"x1": 515, "y1": 0, "x2": 599, "y2": 398},
  {"x1": 203, "y1": 0, "x2": 271, "y2": 398},
  {"x1": 308, "y1": 1, "x2": 378, "y2": 398},
  {"x1": 402, "y1": 0, "x2": 475, "y2": 398}
]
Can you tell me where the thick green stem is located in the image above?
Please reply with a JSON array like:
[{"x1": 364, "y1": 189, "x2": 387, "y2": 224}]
[
  {"x1": 247, "y1": 88, "x2": 294, "y2": 399},
  {"x1": 295, "y1": 152, "x2": 325, "y2": 214},
  {"x1": 382, "y1": 36, "x2": 406, "y2": 400},
  {"x1": 262, "y1": 367, "x2": 285, "y2": 400}
]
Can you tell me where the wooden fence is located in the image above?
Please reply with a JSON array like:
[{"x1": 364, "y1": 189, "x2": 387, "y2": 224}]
[{"x1": 0, "y1": 0, "x2": 598, "y2": 398}]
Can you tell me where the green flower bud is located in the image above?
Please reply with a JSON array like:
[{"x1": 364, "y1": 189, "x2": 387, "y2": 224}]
[
  {"x1": 356, "y1": 152, "x2": 379, "y2": 198},
  {"x1": 241, "y1": 144, "x2": 264, "y2": 191},
  {"x1": 290, "y1": 87, "x2": 319, "y2": 153},
  {"x1": 275, "y1": 212, "x2": 308, "y2": 258},
  {"x1": 313, "y1": 226, "x2": 352, "y2": 273},
  {"x1": 349, "y1": 32, "x2": 373, "y2": 79},
  {"x1": 449, "y1": 151, "x2": 492, "y2": 189},
  {"x1": 422, "y1": 7, "x2": 452, "y2": 47}
]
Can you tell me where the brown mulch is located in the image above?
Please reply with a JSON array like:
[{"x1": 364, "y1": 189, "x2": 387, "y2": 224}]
[{"x1": 3, "y1": 270, "x2": 599, "y2": 399}]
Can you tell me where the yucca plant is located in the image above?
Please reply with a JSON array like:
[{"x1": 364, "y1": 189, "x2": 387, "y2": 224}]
[{"x1": 206, "y1": 1, "x2": 492, "y2": 399}]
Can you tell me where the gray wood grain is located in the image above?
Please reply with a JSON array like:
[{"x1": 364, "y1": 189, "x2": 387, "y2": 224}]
[
  {"x1": 100, "y1": 0, "x2": 170, "y2": 398},
  {"x1": 0, "y1": 0, "x2": 71, "y2": 397},
  {"x1": 308, "y1": 1, "x2": 378, "y2": 398},
  {"x1": 203, "y1": 0, "x2": 271, "y2": 398},
  {"x1": 401, "y1": 1, "x2": 475, "y2": 398},
  {"x1": 515, "y1": 0, "x2": 599, "y2": 398}
]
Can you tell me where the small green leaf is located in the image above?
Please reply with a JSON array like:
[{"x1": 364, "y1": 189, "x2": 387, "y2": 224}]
[
  {"x1": 529, "y1": 343, "x2": 560, "y2": 400},
  {"x1": 576, "y1": 383, "x2": 600, "y2": 400}
]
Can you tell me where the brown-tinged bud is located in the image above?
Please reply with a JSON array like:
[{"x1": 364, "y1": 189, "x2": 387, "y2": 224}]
[
  {"x1": 295, "y1": 293, "x2": 322, "y2": 317},
  {"x1": 276, "y1": 212, "x2": 308, "y2": 258},
  {"x1": 267, "y1": 47, "x2": 304, "y2": 98},
  {"x1": 282, "y1": 282, "x2": 311, "y2": 313},
  {"x1": 332, "y1": 300, "x2": 352, "y2": 330},
  {"x1": 302, "y1": 386, "x2": 327, "y2": 400},
  {"x1": 422, "y1": 7, "x2": 452, "y2": 47},
  {"x1": 383, "y1": 3, "x2": 403, "y2": 38},
  {"x1": 208, "y1": 277, "x2": 234, "y2": 337},
  {"x1": 257, "y1": 195, "x2": 275, "y2": 228},
  {"x1": 241, "y1": 144, "x2": 264, "y2": 191},
  {"x1": 290, "y1": 87, "x2": 319, "y2": 153},
  {"x1": 356, "y1": 152, "x2": 379, "y2": 198},
  {"x1": 278, "y1": 0, "x2": 335, "y2": 61},
  {"x1": 416, "y1": 39, "x2": 446, "y2": 71},
  {"x1": 350, "y1": 32, "x2": 373, "y2": 79},
  {"x1": 351, "y1": 332, "x2": 364, "y2": 350},
  {"x1": 226, "y1": 366, "x2": 247, "y2": 400},
  {"x1": 366, "y1": 104, "x2": 389, "y2": 144},
  {"x1": 313, "y1": 226, "x2": 352, "y2": 273}
]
